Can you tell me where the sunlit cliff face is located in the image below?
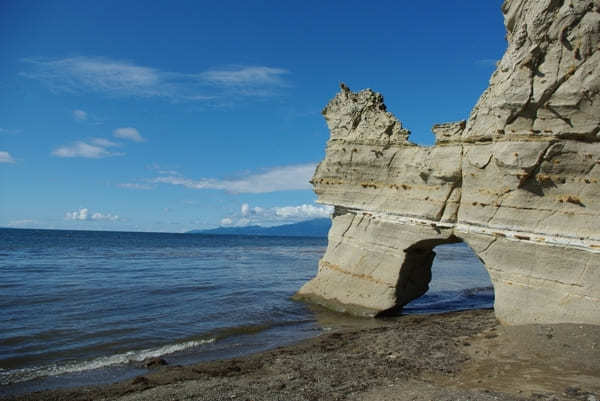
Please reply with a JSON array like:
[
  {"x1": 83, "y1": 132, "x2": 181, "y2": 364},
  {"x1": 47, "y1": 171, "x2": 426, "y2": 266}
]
[{"x1": 295, "y1": 0, "x2": 600, "y2": 325}]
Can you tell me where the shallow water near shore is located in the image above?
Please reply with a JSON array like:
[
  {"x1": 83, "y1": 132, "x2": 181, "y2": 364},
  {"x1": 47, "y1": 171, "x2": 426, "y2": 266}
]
[{"x1": 0, "y1": 228, "x2": 493, "y2": 396}]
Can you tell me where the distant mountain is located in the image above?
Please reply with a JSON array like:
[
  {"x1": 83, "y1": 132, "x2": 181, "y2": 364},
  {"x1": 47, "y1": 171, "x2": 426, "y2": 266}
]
[{"x1": 186, "y1": 218, "x2": 331, "y2": 238}]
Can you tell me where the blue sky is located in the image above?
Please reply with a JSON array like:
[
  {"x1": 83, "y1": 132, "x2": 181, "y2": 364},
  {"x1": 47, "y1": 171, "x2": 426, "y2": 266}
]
[{"x1": 0, "y1": 0, "x2": 505, "y2": 232}]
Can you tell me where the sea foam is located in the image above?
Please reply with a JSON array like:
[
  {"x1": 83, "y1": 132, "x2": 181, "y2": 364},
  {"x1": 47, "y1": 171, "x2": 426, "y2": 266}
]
[{"x1": 0, "y1": 338, "x2": 215, "y2": 385}]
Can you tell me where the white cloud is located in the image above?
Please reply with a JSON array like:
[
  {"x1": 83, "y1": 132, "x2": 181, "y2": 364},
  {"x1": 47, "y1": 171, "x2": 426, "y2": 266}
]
[
  {"x1": 275, "y1": 204, "x2": 333, "y2": 219},
  {"x1": 152, "y1": 163, "x2": 316, "y2": 194},
  {"x1": 220, "y1": 217, "x2": 233, "y2": 226},
  {"x1": 23, "y1": 57, "x2": 161, "y2": 96},
  {"x1": 114, "y1": 127, "x2": 144, "y2": 142},
  {"x1": 91, "y1": 138, "x2": 119, "y2": 147},
  {"x1": 66, "y1": 208, "x2": 89, "y2": 220},
  {"x1": 91, "y1": 212, "x2": 119, "y2": 221},
  {"x1": 65, "y1": 208, "x2": 119, "y2": 221},
  {"x1": 219, "y1": 217, "x2": 251, "y2": 227},
  {"x1": 240, "y1": 203, "x2": 264, "y2": 218},
  {"x1": 22, "y1": 57, "x2": 290, "y2": 101},
  {"x1": 236, "y1": 218, "x2": 251, "y2": 227},
  {"x1": 219, "y1": 202, "x2": 332, "y2": 228},
  {"x1": 0, "y1": 151, "x2": 15, "y2": 163},
  {"x1": 118, "y1": 182, "x2": 154, "y2": 190},
  {"x1": 52, "y1": 140, "x2": 124, "y2": 158},
  {"x1": 73, "y1": 109, "x2": 88, "y2": 121},
  {"x1": 201, "y1": 66, "x2": 289, "y2": 87},
  {"x1": 241, "y1": 203, "x2": 250, "y2": 216}
]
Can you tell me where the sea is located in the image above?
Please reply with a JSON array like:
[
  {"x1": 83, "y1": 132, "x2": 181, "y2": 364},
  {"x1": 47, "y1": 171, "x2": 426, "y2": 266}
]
[{"x1": 0, "y1": 228, "x2": 493, "y2": 396}]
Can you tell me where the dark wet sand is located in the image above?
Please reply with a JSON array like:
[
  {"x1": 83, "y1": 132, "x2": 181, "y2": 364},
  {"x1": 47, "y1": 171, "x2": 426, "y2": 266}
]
[{"x1": 4, "y1": 309, "x2": 600, "y2": 401}]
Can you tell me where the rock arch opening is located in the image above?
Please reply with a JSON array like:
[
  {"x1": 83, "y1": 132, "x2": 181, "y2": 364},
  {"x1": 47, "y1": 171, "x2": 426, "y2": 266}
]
[{"x1": 381, "y1": 237, "x2": 494, "y2": 316}]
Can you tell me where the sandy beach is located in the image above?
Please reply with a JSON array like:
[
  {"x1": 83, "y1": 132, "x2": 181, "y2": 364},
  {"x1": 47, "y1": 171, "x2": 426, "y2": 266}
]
[{"x1": 4, "y1": 309, "x2": 599, "y2": 401}]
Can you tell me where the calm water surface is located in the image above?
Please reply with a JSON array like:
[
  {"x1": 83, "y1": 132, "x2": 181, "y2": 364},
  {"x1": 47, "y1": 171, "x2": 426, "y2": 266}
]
[{"x1": 0, "y1": 228, "x2": 492, "y2": 395}]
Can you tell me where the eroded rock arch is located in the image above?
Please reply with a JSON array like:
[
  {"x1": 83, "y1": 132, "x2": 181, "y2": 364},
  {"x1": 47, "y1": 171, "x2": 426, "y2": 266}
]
[{"x1": 295, "y1": 0, "x2": 600, "y2": 325}]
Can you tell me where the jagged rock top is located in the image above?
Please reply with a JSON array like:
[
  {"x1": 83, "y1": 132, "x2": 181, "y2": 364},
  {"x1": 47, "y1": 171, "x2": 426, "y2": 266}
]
[
  {"x1": 465, "y1": 0, "x2": 600, "y2": 141},
  {"x1": 322, "y1": 83, "x2": 411, "y2": 145}
]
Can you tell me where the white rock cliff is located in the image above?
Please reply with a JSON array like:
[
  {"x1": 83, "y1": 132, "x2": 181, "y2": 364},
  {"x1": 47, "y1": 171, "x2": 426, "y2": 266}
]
[{"x1": 295, "y1": 0, "x2": 600, "y2": 325}]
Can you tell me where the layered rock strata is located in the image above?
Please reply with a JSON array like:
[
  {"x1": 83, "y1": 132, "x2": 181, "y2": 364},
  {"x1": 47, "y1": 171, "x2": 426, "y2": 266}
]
[{"x1": 295, "y1": 0, "x2": 600, "y2": 325}]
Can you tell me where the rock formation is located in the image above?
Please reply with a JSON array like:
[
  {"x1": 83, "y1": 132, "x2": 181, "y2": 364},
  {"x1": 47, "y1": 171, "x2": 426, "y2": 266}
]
[{"x1": 295, "y1": 0, "x2": 600, "y2": 325}]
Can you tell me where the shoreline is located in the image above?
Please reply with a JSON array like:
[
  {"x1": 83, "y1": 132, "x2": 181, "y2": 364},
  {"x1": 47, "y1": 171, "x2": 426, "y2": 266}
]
[
  {"x1": 4, "y1": 309, "x2": 599, "y2": 401},
  {"x1": 0, "y1": 318, "x2": 323, "y2": 397}
]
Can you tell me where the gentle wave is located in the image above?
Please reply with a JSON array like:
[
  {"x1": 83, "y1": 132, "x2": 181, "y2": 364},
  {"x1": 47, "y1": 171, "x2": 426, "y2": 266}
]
[
  {"x1": 0, "y1": 319, "x2": 310, "y2": 386},
  {"x1": 0, "y1": 338, "x2": 215, "y2": 385}
]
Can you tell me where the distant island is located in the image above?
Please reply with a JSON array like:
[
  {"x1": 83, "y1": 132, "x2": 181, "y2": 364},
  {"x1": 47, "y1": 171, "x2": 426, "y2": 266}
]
[{"x1": 186, "y1": 218, "x2": 331, "y2": 238}]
